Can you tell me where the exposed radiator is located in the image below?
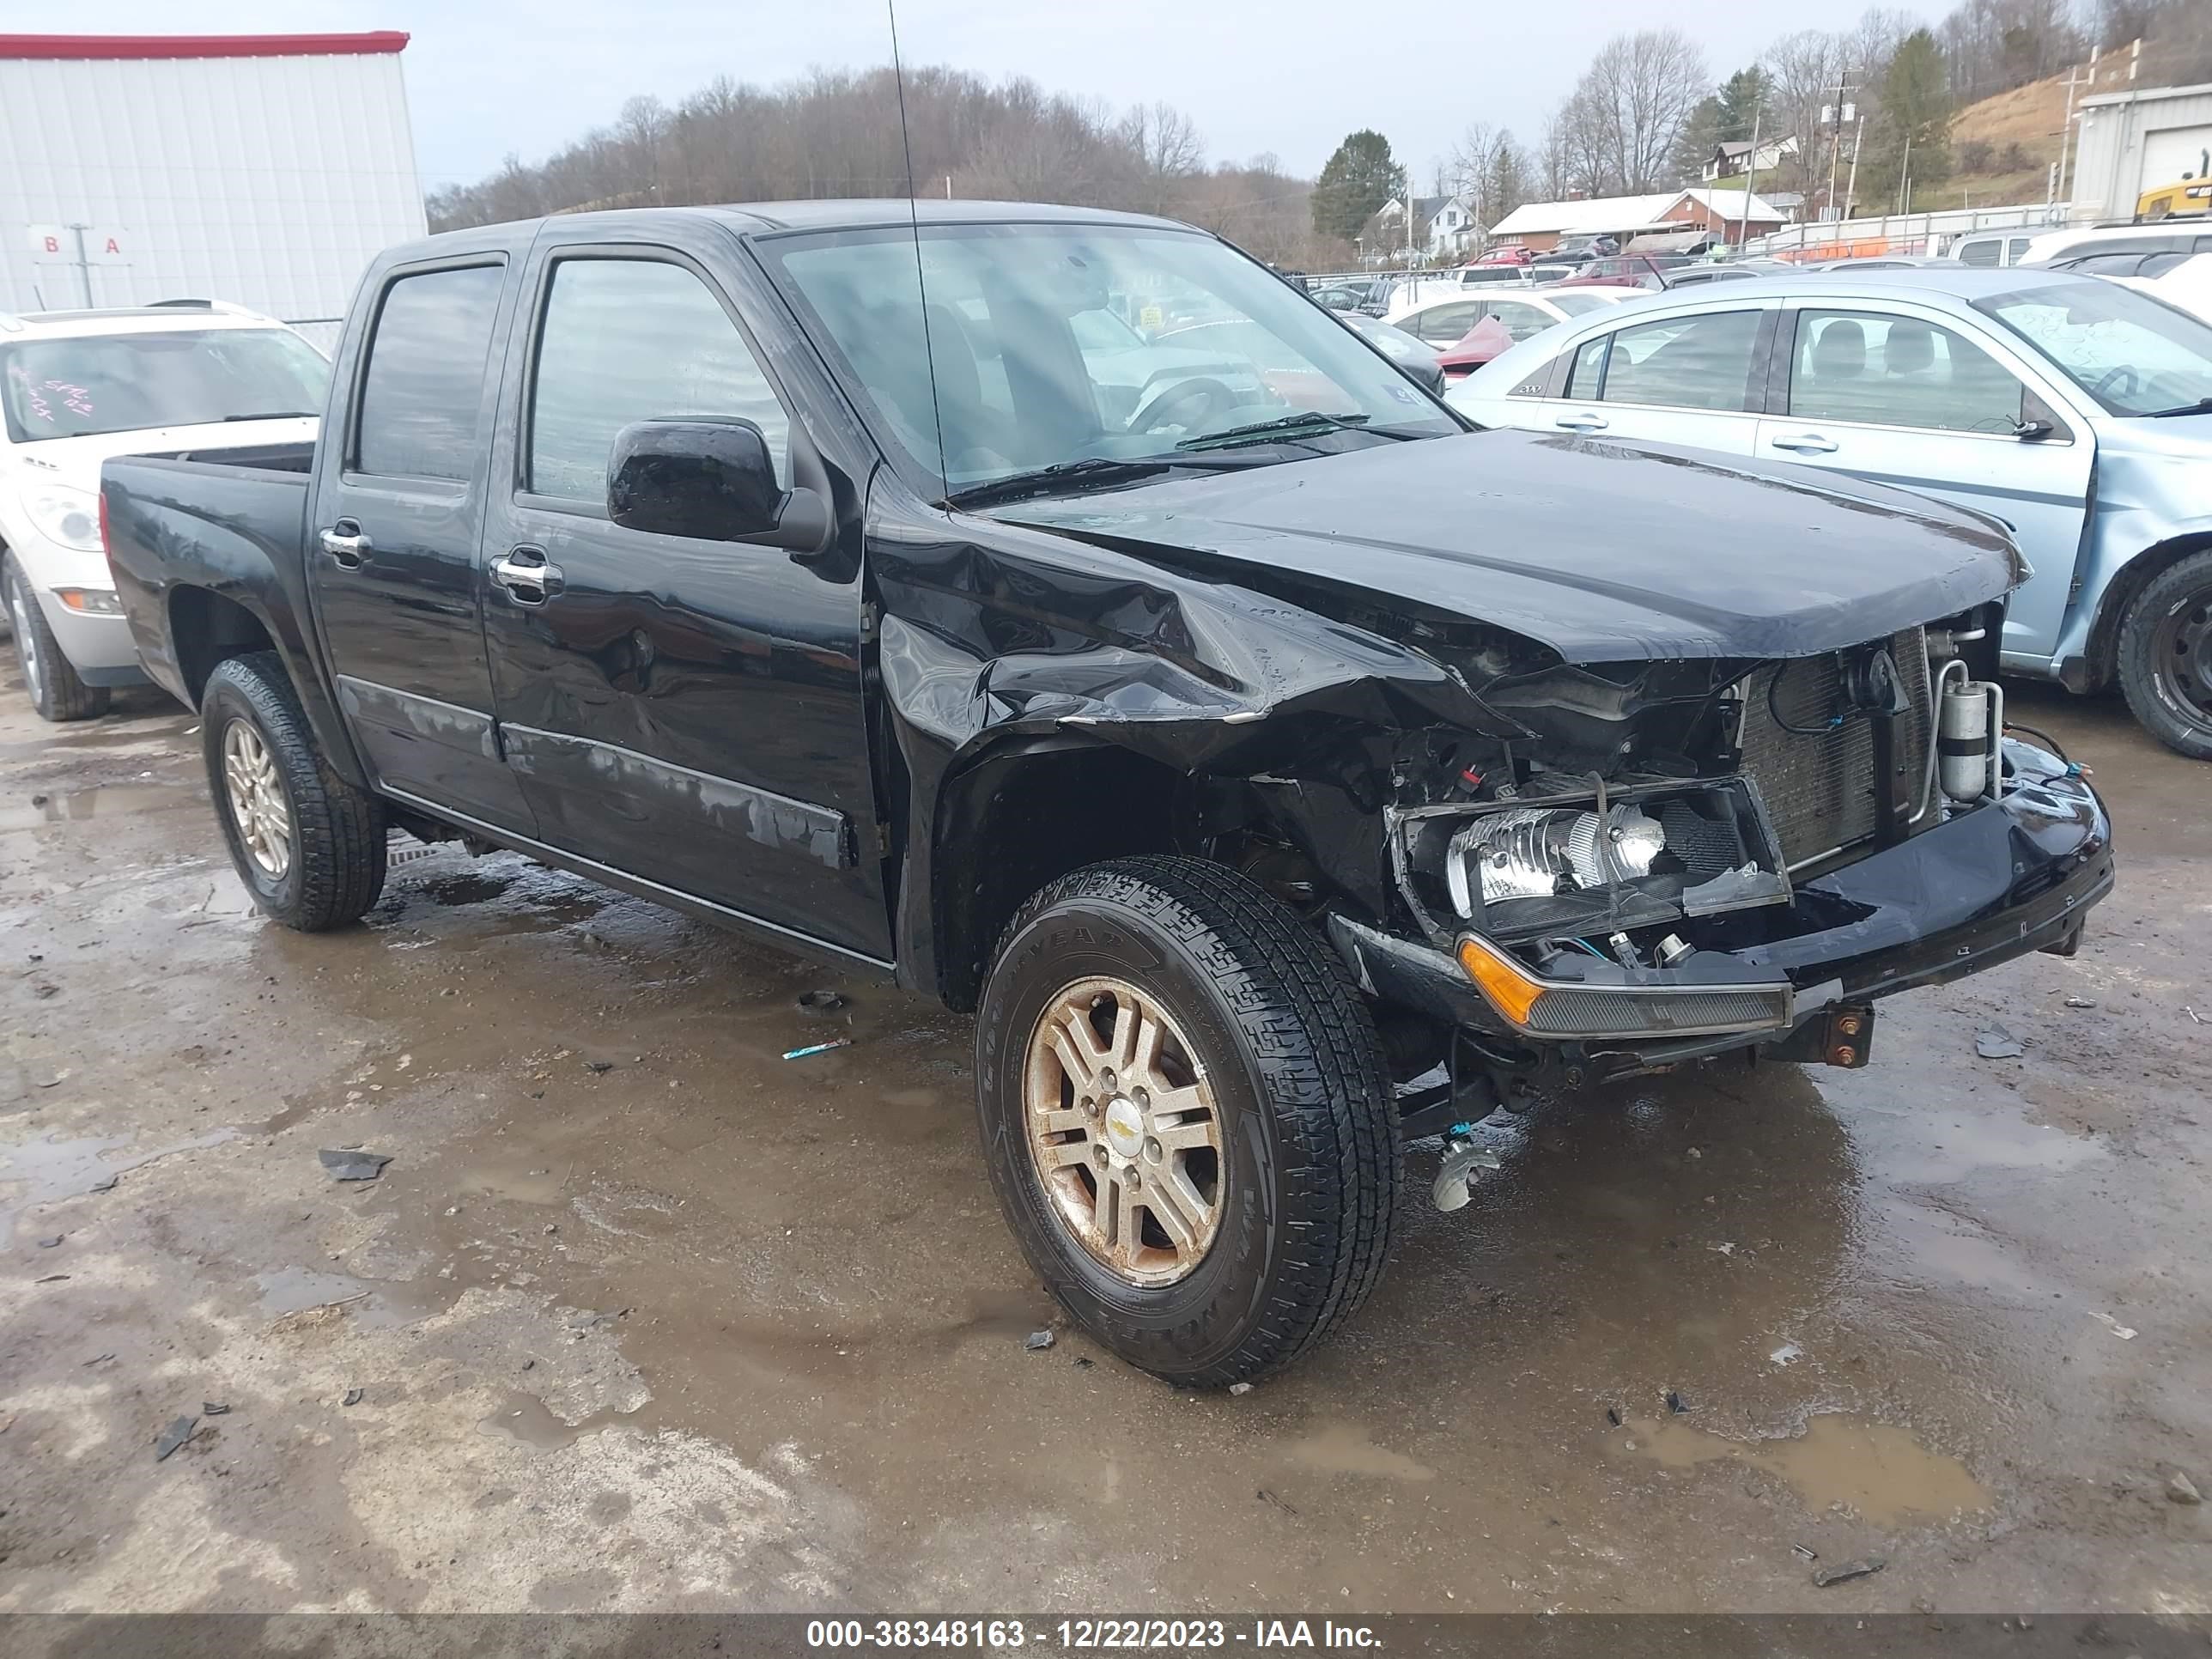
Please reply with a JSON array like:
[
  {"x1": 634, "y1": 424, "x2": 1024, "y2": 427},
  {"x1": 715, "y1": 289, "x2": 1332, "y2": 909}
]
[{"x1": 1737, "y1": 629, "x2": 1934, "y2": 871}]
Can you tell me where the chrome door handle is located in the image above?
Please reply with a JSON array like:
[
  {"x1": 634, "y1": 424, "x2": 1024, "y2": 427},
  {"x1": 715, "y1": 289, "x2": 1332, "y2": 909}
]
[
  {"x1": 491, "y1": 547, "x2": 564, "y2": 605},
  {"x1": 1553, "y1": 413, "x2": 1608, "y2": 431},
  {"x1": 319, "y1": 526, "x2": 370, "y2": 567},
  {"x1": 1770, "y1": 433, "x2": 1838, "y2": 453}
]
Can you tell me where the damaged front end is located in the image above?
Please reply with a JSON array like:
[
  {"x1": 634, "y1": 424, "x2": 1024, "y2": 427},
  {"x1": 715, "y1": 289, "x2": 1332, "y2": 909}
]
[{"x1": 1334, "y1": 623, "x2": 2112, "y2": 1128}]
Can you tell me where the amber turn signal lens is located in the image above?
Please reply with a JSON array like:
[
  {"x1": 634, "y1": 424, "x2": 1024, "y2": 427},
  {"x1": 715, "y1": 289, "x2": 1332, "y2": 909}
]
[{"x1": 1455, "y1": 934, "x2": 1545, "y2": 1026}]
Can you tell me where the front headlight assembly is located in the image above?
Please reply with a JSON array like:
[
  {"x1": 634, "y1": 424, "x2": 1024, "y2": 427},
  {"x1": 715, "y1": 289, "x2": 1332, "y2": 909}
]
[
  {"x1": 24, "y1": 485, "x2": 104, "y2": 553},
  {"x1": 1403, "y1": 778, "x2": 1794, "y2": 945}
]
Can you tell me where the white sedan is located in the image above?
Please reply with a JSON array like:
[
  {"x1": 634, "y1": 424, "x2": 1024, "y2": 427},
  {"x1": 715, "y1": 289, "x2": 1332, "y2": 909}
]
[{"x1": 1388, "y1": 287, "x2": 1639, "y2": 351}]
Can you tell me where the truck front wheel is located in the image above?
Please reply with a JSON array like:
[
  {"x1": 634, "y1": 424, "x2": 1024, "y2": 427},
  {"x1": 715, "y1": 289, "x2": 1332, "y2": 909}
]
[
  {"x1": 201, "y1": 652, "x2": 386, "y2": 930},
  {"x1": 2119, "y1": 549, "x2": 2212, "y2": 762},
  {"x1": 975, "y1": 856, "x2": 1401, "y2": 1387}
]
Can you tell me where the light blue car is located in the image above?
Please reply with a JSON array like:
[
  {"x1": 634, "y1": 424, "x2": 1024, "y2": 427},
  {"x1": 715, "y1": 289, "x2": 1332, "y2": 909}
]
[{"x1": 1449, "y1": 268, "x2": 2212, "y2": 758}]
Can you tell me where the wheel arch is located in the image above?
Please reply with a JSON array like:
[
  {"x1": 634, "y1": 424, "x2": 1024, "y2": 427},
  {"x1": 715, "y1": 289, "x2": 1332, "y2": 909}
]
[
  {"x1": 922, "y1": 735, "x2": 1195, "y2": 1013},
  {"x1": 2086, "y1": 531, "x2": 2212, "y2": 691},
  {"x1": 167, "y1": 584, "x2": 372, "y2": 788}
]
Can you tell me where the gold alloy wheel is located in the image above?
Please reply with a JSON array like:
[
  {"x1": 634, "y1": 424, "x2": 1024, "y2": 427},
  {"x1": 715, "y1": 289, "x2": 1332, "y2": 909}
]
[
  {"x1": 1022, "y1": 975, "x2": 1224, "y2": 1286},
  {"x1": 222, "y1": 719, "x2": 293, "y2": 880}
]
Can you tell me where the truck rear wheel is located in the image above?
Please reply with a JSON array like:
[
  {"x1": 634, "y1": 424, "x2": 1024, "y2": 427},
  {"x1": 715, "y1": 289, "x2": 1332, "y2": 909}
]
[
  {"x1": 201, "y1": 652, "x2": 386, "y2": 930},
  {"x1": 975, "y1": 856, "x2": 1400, "y2": 1387},
  {"x1": 2119, "y1": 550, "x2": 2212, "y2": 762},
  {"x1": 5, "y1": 558, "x2": 109, "y2": 722}
]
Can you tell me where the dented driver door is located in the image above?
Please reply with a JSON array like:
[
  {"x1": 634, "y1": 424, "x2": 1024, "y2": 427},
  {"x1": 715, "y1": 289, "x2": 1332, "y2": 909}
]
[{"x1": 476, "y1": 222, "x2": 892, "y2": 963}]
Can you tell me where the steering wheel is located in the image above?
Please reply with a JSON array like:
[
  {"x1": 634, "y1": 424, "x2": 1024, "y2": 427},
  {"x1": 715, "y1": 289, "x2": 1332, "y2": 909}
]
[
  {"x1": 1126, "y1": 377, "x2": 1239, "y2": 436},
  {"x1": 2091, "y1": 363, "x2": 2141, "y2": 403}
]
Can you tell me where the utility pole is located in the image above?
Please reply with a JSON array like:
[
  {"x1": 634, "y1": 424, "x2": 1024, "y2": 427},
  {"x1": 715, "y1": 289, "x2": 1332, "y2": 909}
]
[
  {"x1": 1844, "y1": 112, "x2": 1866, "y2": 224},
  {"x1": 2056, "y1": 58, "x2": 2090, "y2": 211},
  {"x1": 68, "y1": 223, "x2": 94, "y2": 307},
  {"x1": 1821, "y1": 73, "x2": 1857, "y2": 228},
  {"x1": 1896, "y1": 129, "x2": 1914, "y2": 216},
  {"x1": 1738, "y1": 104, "x2": 1764, "y2": 248}
]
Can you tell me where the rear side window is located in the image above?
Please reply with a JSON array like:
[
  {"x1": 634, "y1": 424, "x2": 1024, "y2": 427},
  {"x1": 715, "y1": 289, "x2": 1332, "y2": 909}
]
[
  {"x1": 527, "y1": 258, "x2": 791, "y2": 504},
  {"x1": 1566, "y1": 334, "x2": 1608, "y2": 398},
  {"x1": 1598, "y1": 309, "x2": 1762, "y2": 410},
  {"x1": 354, "y1": 264, "x2": 503, "y2": 481},
  {"x1": 1957, "y1": 239, "x2": 2000, "y2": 268}
]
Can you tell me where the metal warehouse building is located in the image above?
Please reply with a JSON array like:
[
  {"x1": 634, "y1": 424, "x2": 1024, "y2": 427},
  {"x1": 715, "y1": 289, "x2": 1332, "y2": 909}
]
[
  {"x1": 0, "y1": 32, "x2": 426, "y2": 346},
  {"x1": 2069, "y1": 80, "x2": 2212, "y2": 225}
]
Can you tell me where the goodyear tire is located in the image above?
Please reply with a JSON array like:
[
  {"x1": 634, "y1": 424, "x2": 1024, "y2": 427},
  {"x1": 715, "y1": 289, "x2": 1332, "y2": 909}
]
[
  {"x1": 201, "y1": 651, "x2": 386, "y2": 930},
  {"x1": 975, "y1": 856, "x2": 1400, "y2": 1387}
]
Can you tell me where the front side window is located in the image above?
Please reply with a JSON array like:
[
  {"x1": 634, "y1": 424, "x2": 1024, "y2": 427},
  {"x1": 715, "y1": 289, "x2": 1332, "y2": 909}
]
[
  {"x1": 354, "y1": 264, "x2": 503, "y2": 481},
  {"x1": 1789, "y1": 310, "x2": 2026, "y2": 433},
  {"x1": 1597, "y1": 309, "x2": 1761, "y2": 410},
  {"x1": 1975, "y1": 278, "x2": 2212, "y2": 416},
  {"x1": 528, "y1": 258, "x2": 790, "y2": 504},
  {"x1": 763, "y1": 222, "x2": 1455, "y2": 496},
  {"x1": 0, "y1": 327, "x2": 327, "y2": 444}
]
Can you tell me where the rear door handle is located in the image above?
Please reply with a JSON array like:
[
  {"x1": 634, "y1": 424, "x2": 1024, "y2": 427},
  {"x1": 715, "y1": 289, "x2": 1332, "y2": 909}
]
[
  {"x1": 491, "y1": 544, "x2": 564, "y2": 605},
  {"x1": 1770, "y1": 433, "x2": 1839, "y2": 454},
  {"x1": 1553, "y1": 412, "x2": 1608, "y2": 432},
  {"x1": 319, "y1": 522, "x2": 370, "y2": 568}
]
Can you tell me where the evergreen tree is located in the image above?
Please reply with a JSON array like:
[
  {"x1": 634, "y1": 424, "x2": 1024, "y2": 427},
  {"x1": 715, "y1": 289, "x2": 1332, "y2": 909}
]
[{"x1": 1311, "y1": 130, "x2": 1401, "y2": 244}]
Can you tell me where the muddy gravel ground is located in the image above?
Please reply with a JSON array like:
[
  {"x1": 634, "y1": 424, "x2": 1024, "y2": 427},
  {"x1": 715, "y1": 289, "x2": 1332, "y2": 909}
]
[{"x1": 0, "y1": 665, "x2": 2206, "y2": 1618}]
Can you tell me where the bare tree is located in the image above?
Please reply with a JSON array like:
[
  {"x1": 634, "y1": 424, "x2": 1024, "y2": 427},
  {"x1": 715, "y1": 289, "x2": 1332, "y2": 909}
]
[
  {"x1": 1564, "y1": 29, "x2": 1712, "y2": 194},
  {"x1": 1763, "y1": 28, "x2": 1847, "y2": 191},
  {"x1": 1121, "y1": 102, "x2": 1206, "y2": 214}
]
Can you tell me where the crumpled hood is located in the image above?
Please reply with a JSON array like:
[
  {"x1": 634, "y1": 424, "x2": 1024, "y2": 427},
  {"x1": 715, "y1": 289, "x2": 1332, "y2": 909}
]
[{"x1": 989, "y1": 428, "x2": 2023, "y2": 663}]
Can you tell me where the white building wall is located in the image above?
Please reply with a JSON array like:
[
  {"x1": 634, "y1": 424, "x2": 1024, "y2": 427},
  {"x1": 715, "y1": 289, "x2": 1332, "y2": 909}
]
[
  {"x1": 0, "y1": 42, "x2": 426, "y2": 341},
  {"x1": 2070, "y1": 82, "x2": 2212, "y2": 224}
]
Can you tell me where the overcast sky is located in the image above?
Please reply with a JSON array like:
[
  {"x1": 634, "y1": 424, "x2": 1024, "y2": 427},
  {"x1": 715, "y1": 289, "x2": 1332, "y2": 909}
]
[{"x1": 30, "y1": 0, "x2": 1949, "y2": 191}]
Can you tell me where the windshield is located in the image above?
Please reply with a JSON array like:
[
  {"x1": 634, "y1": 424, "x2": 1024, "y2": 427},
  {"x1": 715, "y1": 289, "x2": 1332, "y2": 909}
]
[
  {"x1": 0, "y1": 327, "x2": 329, "y2": 442},
  {"x1": 763, "y1": 222, "x2": 1455, "y2": 499},
  {"x1": 1973, "y1": 280, "x2": 2212, "y2": 416}
]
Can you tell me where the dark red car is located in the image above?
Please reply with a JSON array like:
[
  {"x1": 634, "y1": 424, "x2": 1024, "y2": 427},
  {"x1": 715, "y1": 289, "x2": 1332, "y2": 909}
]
[
  {"x1": 1552, "y1": 253, "x2": 1697, "y2": 290},
  {"x1": 1435, "y1": 315, "x2": 1516, "y2": 381}
]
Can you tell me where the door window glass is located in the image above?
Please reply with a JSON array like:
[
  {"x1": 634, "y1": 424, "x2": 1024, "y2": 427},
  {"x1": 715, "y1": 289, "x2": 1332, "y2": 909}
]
[
  {"x1": 1789, "y1": 310, "x2": 2025, "y2": 433},
  {"x1": 354, "y1": 264, "x2": 504, "y2": 480},
  {"x1": 1484, "y1": 301, "x2": 1553, "y2": 342},
  {"x1": 1566, "y1": 334, "x2": 1608, "y2": 398},
  {"x1": 1598, "y1": 309, "x2": 1761, "y2": 410},
  {"x1": 529, "y1": 258, "x2": 790, "y2": 503},
  {"x1": 1408, "y1": 302, "x2": 1477, "y2": 344},
  {"x1": 1957, "y1": 239, "x2": 2000, "y2": 267}
]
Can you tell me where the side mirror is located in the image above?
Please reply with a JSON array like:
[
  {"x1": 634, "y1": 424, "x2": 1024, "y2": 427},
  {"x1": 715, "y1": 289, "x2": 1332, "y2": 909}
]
[{"x1": 608, "y1": 417, "x2": 813, "y2": 544}]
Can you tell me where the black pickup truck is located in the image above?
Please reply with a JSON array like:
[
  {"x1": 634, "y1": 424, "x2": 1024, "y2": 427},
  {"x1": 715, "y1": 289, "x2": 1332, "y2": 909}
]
[{"x1": 103, "y1": 202, "x2": 2112, "y2": 1385}]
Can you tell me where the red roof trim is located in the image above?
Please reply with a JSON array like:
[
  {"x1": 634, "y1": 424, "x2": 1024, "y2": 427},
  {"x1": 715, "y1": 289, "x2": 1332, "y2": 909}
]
[{"x1": 0, "y1": 32, "x2": 410, "y2": 62}]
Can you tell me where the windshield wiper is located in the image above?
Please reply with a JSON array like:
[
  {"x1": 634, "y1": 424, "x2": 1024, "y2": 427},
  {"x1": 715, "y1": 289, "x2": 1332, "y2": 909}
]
[
  {"x1": 221, "y1": 410, "x2": 319, "y2": 422},
  {"x1": 1175, "y1": 410, "x2": 1371, "y2": 451},
  {"x1": 945, "y1": 457, "x2": 1175, "y2": 509},
  {"x1": 2141, "y1": 396, "x2": 2212, "y2": 419}
]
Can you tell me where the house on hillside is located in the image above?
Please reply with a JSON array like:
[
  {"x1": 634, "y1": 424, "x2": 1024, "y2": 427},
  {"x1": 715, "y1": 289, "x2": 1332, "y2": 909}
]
[
  {"x1": 1704, "y1": 135, "x2": 1799, "y2": 182},
  {"x1": 1366, "y1": 193, "x2": 1480, "y2": 259},
  {"x1": 1487, "y1": 187, "x2": 1790, "y2": 252}
]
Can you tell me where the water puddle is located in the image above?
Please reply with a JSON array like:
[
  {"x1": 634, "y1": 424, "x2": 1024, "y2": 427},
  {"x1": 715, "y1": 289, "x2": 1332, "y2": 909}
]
[
  {"x1": 0, "y1": 1127, "x2": 238, "y2": 1244},
  {"x1": 476, "y1": 1389, "x2": 647, "y2": 1450},
  {"x1": 0, "y1": 782, "x2": 191, "y2": 832},
  {"x1": 1285, "y1": 1422, "x2": 1437, "y2": 1483},
  {"x1": 253, "y1": 1267, "x2": 458, "y2": 1328},
  {"x1": 1620, "y1": 1412, "x2": 1990, "y2": 1525}
]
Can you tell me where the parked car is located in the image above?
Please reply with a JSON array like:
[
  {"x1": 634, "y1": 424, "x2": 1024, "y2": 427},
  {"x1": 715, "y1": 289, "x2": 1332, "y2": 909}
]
[
  {"x1": 2103, "y1": 251, "x2": 2212, "y2": 322},
  {"x1": 1448, "y1": 266, "x2": 2212, "y2": 757},
  {"x1": 1948, "y1": 229, "x2": 2044, "y2": 268},
  {"x1": 1552, "y1": 253, "x2": 1698, "y2": 291},
  {"x1": 104, "y1": 203, "x2": 2110, "y2": 1385},
  {"x1": 1336, "y1": 310, "x2": 1447, "y2": 394},
  {"x1": 1802, "y1": 255, "x2": 1958, "y2": 270},
  {"x1": 2020, "y1": 222, "x2": 2212, "y2": 266},
  {"x1": 1394, "y1": 287, "x2": 1636, "y2": 350},
  {"x1": 0, "y1": 301, "x2": 327, "y2": 720}
]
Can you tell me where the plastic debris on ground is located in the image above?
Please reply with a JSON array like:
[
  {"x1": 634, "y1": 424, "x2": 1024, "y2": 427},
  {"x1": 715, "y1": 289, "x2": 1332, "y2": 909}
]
[
  {"x1": 1229, "y1": 1382, "x2": 1253, "y2": 1395},
  {"x1": 1975, "y1": 1026, "x2": 2025, "y2": 1060},
  {"x1": 342, "y1": 1389, "x2": 364, "y2": 1407},
  {"x1": 1024, "y1": 1329, "x2": 1054, "y2": 1352},
  {"x1": 203, "y1": 1401, "x2": 231, "y2": 1416},
  {"x1": 2169, "y1": 1471, "x2": 2203, "y2": 1505},
  {"x1": 2089, "y1": 1310, "x2": 2138, "y2": 1340},
  {"x1": 318, "y1": 1150, "x2": 393, "y2": 1182},
  {"x1": 795, "y1": 989, "x2": 848, "y2": 1014},
  {"x1": 153, "y1": 1416, "x2": 198, "y2": 1461},
  {"x1": 783, "y1": 1039, "x2": 853, "y2": 1060}
]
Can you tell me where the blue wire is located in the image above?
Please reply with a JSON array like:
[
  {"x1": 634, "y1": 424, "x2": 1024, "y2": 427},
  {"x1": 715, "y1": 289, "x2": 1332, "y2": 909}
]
[{"x1": 1570, "y1": 938, "x2": 1610, "y2": 960}]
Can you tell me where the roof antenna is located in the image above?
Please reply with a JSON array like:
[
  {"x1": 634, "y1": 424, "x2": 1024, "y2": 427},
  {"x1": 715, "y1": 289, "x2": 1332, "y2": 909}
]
[{"x1": 885, "y1": 0, "x2": 948, "y2": 499}]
